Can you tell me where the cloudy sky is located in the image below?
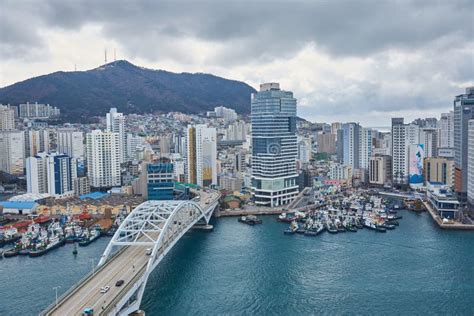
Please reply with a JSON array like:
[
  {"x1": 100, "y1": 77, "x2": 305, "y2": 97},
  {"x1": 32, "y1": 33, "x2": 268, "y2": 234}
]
[{"x1": 1, "y1": 0, "x2": 473, "y2": 126}]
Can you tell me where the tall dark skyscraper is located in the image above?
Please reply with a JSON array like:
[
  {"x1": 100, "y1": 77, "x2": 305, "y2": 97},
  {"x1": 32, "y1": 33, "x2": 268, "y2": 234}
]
[{"x1": 251, "y1": 83, "x2": 299, "y2": 207}]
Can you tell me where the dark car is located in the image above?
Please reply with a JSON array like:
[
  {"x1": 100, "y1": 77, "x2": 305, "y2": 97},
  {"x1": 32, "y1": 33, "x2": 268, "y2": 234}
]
[{"x1": 115, "y1": 280, "x2": 124, "y2": 287}]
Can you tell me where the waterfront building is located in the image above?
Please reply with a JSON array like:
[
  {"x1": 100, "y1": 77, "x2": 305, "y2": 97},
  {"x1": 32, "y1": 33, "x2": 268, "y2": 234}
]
[
  {"x1": 454, "y1": 87, "x2": 474, "y2": 206},
  {"x1": 57, "y1": 129, "x2": 84, "y2": 160},
  {"x1": 342, "y1": 122, "x2": 360, "y2": 168},
  {"x1": 424, "y1": 157, "x2": 454, "y2": 187},
  {"x1": 19, "y1": 102, "x2": 60, "y2": 119},
  {"x1": 426, "y1": 183, "x2": 460, "y2": 219},
  {"x1": 86, "y1": 130, "x2": 121, "y2": 188},
  {"x1": 26, "y1": 152, "x2": 76, "y2": 198},
  {"x1": 358, "y1": 127, "x2": 372, "y2": 170},
  {"x1": 468, "y1": 119, "x2": 474, "y2": 209},
  {"x1": 439, "y1": 112, "x2": 454, "y2": 148},
  {"x1": 391, "y1": 118, "x2": 420, "y2": 186},
  {"x1": 106, "y1": 108, "x2": 126, "y2": 163},
  {"x1": 186, "y1": 124, "x2": 217, "y2": 187},
  {"x1": 369, "y1": 155, "x2": 392, "y2": 186},
  {"x1": 419, "y1": 128, "x2": 438, "y2": 158},
  {"x1": 0, "y1": 130, "x2": 25, "y2": 175},
  {"x1": 146, "y1": 162, "x2": 174, "y2": 200},
  {"x1": 250, "y1": 83, "x2": 299, "y2": 207},
  {"x1": 24, "y1": 129, "x2": 50, "y2": 157},
  {"x1": 0, "y1": 105, "x2": 15, "y2": 130},
  {"x1": 317, "y1": 133, "x2": 336, "y2": 154}
]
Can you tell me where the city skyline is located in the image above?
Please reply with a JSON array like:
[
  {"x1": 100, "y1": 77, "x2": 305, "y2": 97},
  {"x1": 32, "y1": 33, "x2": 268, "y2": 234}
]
[{"x1": 1, "y1": 0, "x2": 473, "y2": 126}]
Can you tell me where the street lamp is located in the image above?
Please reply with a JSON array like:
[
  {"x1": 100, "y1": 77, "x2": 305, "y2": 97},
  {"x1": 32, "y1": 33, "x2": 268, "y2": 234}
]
[
  {"x1": 90, "y1": 258, "x2": 95, "y2": 275},
  {"x1": 53, "y1": 286, "x2": 61, "y2": 307}
]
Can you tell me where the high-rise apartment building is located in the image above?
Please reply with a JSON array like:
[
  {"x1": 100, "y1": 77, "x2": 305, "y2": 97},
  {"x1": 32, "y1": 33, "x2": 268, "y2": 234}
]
[
  {"x1": 298, "y1": 137, "x2": 311, "y2": 164},
  {"x1": 19, "y1": 102, "x2": 60, "y2": 119},
  {"x1": 214, "y1": 106, "x2": 238, "y2": 122},
  {"x1": 317, "y1": 133, "x2": 336, "y2": 154},
  {"x1": 467, "y1": 119, "x2": 474, "y2": 208},
  {"x1": 251, "y1": 83, "x2": 298, "y2": 207},
  {"x1": 439, "y1": 112, "x2": 454, "y2": 148},
  {"x1": 26, "y1": 152, "x2": 76, "y2": 198},
  {"x1": 24, "y1": 129, "x2": 50, "y2": 157},
  {"x1": 392, "y1": 118, "x2": 420, "y2": 186},
  {"x1": 186, "y1": 125, "x2": 217, "y2": 187},
  {"x1": 453, "y1": 87, "x2": 474, "y2": 205},
  {"x1": 0, "y1": 131, "x2": 25, "y2": 175},
  {"x1": 0, "y1": 106, "x2": 15, "y2": 131},
  {"x1": 86, "y1": 130, "x2": 121, "y2": 188},
  {"x1": 342, "y1": 123, "x2": 360, "y2": 168},
  {"x1": 106, "y1": 108, "x2": 126, "y2": 163},
  {"x1": 369, "y1": 155, "x2": 392, "y2": 186},
  {"x1": 359, "y1": 127, "x2": 373, "y2": 170},
  {"x1": 57, "y1": 129, "x2": 84, "y2": 160},
  {"x1": 419, "y1": 128, "x2": 438, "y2": 158}
]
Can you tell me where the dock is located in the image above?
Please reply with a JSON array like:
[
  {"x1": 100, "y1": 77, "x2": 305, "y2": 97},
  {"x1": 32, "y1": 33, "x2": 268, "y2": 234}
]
[
  {"x1": 423, "y1": 201, "x2": 474, "y2": 230},
  {"x1": 214, "y1": 207, "x2": 284, "y2": 217}
]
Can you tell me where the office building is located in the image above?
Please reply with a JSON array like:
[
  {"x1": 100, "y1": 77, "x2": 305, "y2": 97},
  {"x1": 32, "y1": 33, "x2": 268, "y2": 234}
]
[
  {"x1": 424, "y1": 157, "x2": 454, "y2": 187},
  {"x1": 106, "y1": 108, "x2": 126, "y2": 163},
  {"x1": 369, "y1": 155, "x2": 392, "y2": 186},
  {"x1": 57, "y1": 129, "x2": 84, "y2": 159},
  {"x1": 453, "y1": 87, "x2": 474, "y2": 205},
  {"x1": 145, "y1": 162, "x2": 175, "y2": 200},
  {"x1": 0, "y1": 106, "x2": 15, "y2": 130},
  {"x1": 251, "y1": 83, "x2": 299, "y2": 207},
  {"x1": 0, "y1": 131, "x2": 25, "y2": 175},
  {"x1": 439, "y1": 112, "x2": 454, "y2": 148},
  {"x1": 86, "y1": 130, "x2": 121, "y2": 188},
  {"x1": 186, "y1": 125, "x2": 217, "y2": 187},
  {"x1": 26, "y1": 152, "x2": 76, "y2": 198}
]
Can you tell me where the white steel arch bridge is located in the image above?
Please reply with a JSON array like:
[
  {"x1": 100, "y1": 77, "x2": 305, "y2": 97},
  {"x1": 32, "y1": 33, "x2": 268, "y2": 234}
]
[{"x1": 42, "y1": 189, "x2": 220, "y2": 316}]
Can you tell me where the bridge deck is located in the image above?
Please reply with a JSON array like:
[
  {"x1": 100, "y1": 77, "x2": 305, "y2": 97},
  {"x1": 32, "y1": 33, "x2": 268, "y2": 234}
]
[{"x1": 46, "y1": 190, "x2": 220, "y2": 315}]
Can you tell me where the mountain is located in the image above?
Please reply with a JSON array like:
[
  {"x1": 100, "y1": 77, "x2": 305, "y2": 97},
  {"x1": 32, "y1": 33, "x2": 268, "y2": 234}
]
[{"x1": 0, "y1": 60, "x2": 256, "y2": 122}]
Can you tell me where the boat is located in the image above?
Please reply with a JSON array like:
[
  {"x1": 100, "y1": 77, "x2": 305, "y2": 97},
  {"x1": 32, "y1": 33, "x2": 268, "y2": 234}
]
[
  {"x1": 78, "y1": 227, "x2": 101, "y2": 247},
  {"x1": 284, "y1": 221, "x2": 298, "y2": 235},
  {"x1": 3, "y1": 248, "x2": 19, "y2": 257},
  {"x1": 277, "y1": 213, "x2": 294, "y2": 223},
  {"x1": 327, "y1": 222, "x2": 338, "y2": 234},
  {"x1": 381, "y1": 223, "x2": 396, "y2": 230},
  {"x1": 238, "y1": 215, "x2": 262, "y2": 225},
  {"x1": 386, "y1": 220, "x2": 399, "y2": 226},
  {"x1": 29, "y1": 235, "x2": 65, "y2": 257}
]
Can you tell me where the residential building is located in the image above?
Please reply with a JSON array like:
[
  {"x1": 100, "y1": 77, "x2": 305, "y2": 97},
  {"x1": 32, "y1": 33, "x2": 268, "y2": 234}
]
[
  {"x1": 26, "y1": 152, "x2": 76, "y2": 198},
  {"x1": 106, "y1": 108, "x2": 126, "y2": 163},
  {"x1": 358, "y1": 127, "x2": 372, "y2": 170},
  {"x1": 0, "y1": 105, "x2": 15, "y2": 130},
  {"x1": 24, "y1": 129, "x2": 50, "y2": 157},
  {"x1": 73, "y1": 176, "x2": 90, "y2": 197},
  {"x1": 419, "y1": 128, "x2": 438, "y2": 158},
  {"x1": 454, "y1": 87, "x2": 474, "y2": 206},
  {"x1": 214, "y1": 106, "x2": 237, "y2": 121},
  {"x1": 342, "y1": 122, "x2": 360, "y2": 168},
  {"x1": 86, "y1": 130, "x2": 121, "y2": 188},
  {"x1": 19, "y1": 102, "x2": 59, "y2": 119},
  {"x1": 57, "y1": 129, "x2": 84, "y2": 159},
  {"x1": 251, "y1": 83, "x2": 299, "y2": 207},
  {"x1": 317, "y1": 133, "x2": 336, "y2": 154},
  {"x1": 391, "y1": 118, "x2": 419, "y2": 186},
  {"x1": 439, "y1": 112, "x2": 454, "y2": 148},
  {"x1": 186, "y1": 125, "x2": 217, "y2": 187},
  {"x1": 0, "y1": 131, "x2": 25, "y2": 175},
  {"x1": 298, "y1": 137, "x2": 311, "y2": 164}
]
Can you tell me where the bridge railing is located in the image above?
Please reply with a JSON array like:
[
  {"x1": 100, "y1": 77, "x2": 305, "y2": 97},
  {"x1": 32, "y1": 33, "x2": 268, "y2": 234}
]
[{"x1": 40, "y1": 246, "x2": 128, "y2": 315}]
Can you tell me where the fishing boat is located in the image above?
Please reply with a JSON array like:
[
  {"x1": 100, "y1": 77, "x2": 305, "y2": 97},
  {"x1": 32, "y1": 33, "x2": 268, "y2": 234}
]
[
  {"x1": 277, "y1": 213, "x2": 294, "y2": 223},
  {"x1": 284, "y1": 221, "x2": 298, "y2": 235},
  {"x1": 327, "y1": 222, "x2": 338, "y2": 234},
  {"x1": 29, "y1": 234, "x2": 65, "y2": 257},
  {"x1": 238, "y1": 215, "x2": 262, "y2": 225},
  {"x1": 3, "y1": 247, "x2": 19, "y2": 257},
  {"x1": 78, "y1": 227, "x2": 101, "y2": 247}
]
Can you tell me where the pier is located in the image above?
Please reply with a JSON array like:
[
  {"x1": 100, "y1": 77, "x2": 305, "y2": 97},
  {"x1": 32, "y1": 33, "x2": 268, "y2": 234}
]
[{"x1": 423, "y1": 201, "x2": 474, "y2": 230}]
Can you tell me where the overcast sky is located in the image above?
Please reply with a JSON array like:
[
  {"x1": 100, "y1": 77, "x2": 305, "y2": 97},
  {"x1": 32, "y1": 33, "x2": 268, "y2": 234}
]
[{"x1": 1, "y1": 0, "x2": 473, "y2": 126}]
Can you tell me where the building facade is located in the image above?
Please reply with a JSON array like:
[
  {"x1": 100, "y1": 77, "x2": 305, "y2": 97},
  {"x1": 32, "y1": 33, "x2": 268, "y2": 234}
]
[
  {"x1": 146, "y1": 163, "x2": 174, "y2": 200},
  {"x1": 369, "y1": 155, "x2": 392, "y2": 186},
  {"x1": 439, "y1": 111, "x2": 454, "y2": 148},
  {"x1": 0, "y1": 106, "x2": 15, "y2": 131},
  {"x1": 106, "y1": 108, "x2": 126, "y2": 163},
  {"x1": 391, "y1": 118, "x2": 420, "y2": 186},
  {"x1": 342, "y1": 123, "x2": 360, "y2": 168},
  {"x1": 186, "y1": 125, "x2": 217, "y2": 187},
  {"x1": 251, "y1": 83, "x2": 299, "y2": 207},
  {"x1": 424, "y1": 157, "x2": 454, "y2": 187},
  {"x1": 57, "y1": 129, "x2": 84, "y2": 160},
  {"x1": 86, "y1": 130, "x2": 121, "y2": 188},
  {"x1": 0, "y1": 131, "x2": 25, "y2": 175}
]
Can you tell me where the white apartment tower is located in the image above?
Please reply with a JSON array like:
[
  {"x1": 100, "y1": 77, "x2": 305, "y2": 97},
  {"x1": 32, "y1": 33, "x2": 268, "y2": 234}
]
[
  {"x1": 86, "y1": 130, "x2": 121, "y2": 188},
  {"x1": 0, "y1": 131, "x2": 25, "y2": 175},
  {"x1": 0, "y1": 106, "x2": 15, "y2": 131},
  {"x1": 106, "y1": 108, "x2": 126, "y2": 163},
  {"x1": 439, "y1": 112, "x2": 454, "y2": 148},
  {"x1": 359, "y1": 127, "x2": 373, "y2": 170},
  {"x1": 57, "y1": 129, "x2": 84, "y2": 160},
  {"x1": 24, "y1": 129, "x2": 50, "y2": 157},
  {"x1": 392, "y1": 118, "x2": 420, "y2": 186}
]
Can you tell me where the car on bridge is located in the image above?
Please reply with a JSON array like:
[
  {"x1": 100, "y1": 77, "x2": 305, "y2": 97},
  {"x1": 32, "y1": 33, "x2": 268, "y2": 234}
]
[
  {"x1": 115, "y1": 279, "x2": 124, "y2": 287},
  {"x1": 83, "y1": 307, "x2": 94, "y2": 315},
  {"x1": 100, "y1": 286, "x2": 110, "y2": 294}
]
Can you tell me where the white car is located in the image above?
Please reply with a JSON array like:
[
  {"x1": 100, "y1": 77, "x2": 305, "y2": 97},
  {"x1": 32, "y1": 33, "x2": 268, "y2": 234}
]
[{"x1": 100, "y1": 286, "x2": 110, "y2": 294}]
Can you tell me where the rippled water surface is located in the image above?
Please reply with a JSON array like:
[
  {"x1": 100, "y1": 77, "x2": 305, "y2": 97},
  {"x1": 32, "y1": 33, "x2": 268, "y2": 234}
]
[{"x1": 1, "y1": 210, "x2": 473, "y2": 315}]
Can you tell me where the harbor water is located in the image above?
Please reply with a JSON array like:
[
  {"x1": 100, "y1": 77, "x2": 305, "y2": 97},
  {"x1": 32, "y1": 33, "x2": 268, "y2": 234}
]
[{"x1": 1, "y1": 210, "x2": 473, "y2": 315}]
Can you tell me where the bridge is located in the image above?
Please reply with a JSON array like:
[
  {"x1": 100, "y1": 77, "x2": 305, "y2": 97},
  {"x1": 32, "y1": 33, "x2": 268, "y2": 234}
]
[{"x1": 42, "y1": 189, "x2": 220, "y2": 316}]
